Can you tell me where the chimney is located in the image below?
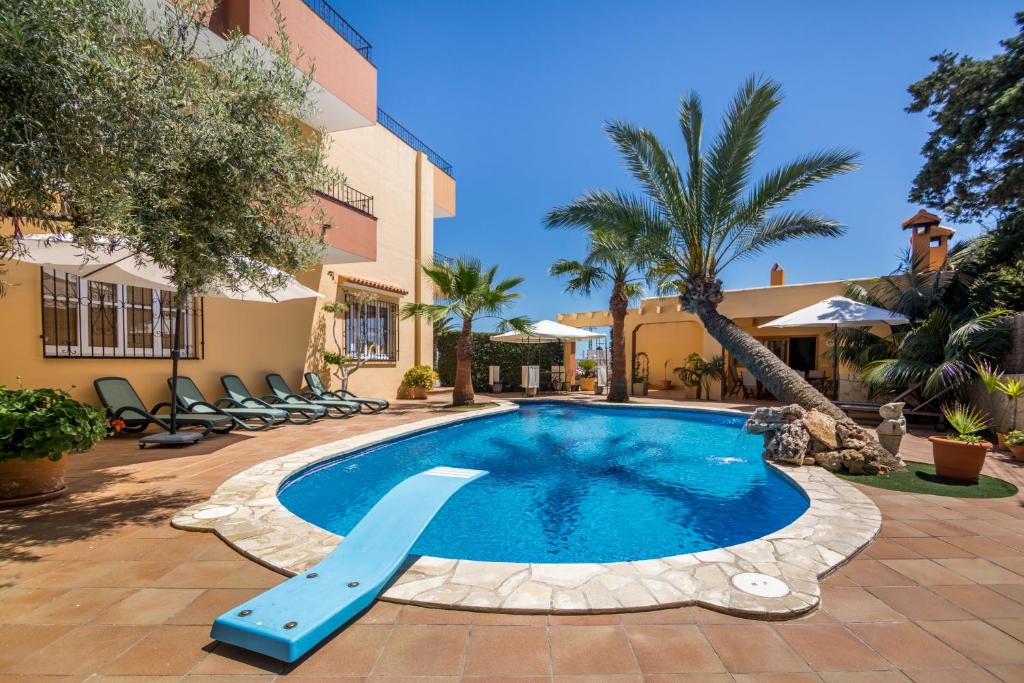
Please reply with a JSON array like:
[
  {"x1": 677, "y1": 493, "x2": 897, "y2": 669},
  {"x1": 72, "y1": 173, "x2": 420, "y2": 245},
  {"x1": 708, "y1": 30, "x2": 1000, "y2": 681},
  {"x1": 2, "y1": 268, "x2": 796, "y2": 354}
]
[
  {"x1": 901, "y1": 209, "x2": 955, "y2": 273},
  {"x1": 770, "y1": 262, "x2": 785, "y2": 287}
]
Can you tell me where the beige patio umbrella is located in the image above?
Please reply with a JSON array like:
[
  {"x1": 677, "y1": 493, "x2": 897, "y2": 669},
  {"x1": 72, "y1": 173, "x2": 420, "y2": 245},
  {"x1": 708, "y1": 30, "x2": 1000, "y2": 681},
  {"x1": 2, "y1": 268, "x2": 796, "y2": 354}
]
[
  {"x1": 759, "y1": 296, "x2": 909, "y2": 400},
  {"x1": 490, "y1": 320, "x2": 605, "y2": 392}
]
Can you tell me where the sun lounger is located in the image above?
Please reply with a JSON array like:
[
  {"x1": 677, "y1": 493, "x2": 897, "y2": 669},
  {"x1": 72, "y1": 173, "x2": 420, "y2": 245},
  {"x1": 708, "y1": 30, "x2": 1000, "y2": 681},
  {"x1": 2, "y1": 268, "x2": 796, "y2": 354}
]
[
  {"x1": 221, "y1": 375, "x2": 324, "y2": 424},
  {"x1": 304, "y1": 372, "x2": 388, "y2": 413},
  {"x1": 170, "y1": 376, "x2": 288, "y2": 431},
  {"x1": 265, "y1": 373, "x2": 358, "y2": 418},
  {"x1": 94, "y1": 376, "x2": 233, "y2": 443}
]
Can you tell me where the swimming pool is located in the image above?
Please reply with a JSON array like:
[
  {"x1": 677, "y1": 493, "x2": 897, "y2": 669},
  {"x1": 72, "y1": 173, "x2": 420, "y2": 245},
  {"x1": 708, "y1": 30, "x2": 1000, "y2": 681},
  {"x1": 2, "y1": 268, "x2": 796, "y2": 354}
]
[{"x1": 278, "y1": 402, "x2": 808, "y2": 564}]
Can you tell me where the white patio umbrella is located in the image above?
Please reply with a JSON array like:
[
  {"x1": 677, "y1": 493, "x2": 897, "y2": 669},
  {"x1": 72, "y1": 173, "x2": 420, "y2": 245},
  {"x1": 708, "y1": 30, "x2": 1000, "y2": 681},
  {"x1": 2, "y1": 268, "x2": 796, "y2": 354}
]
[
  {"x1": 759, "y1": 296, "x2": 909, "y2": 399},
  {"x1": 491, "y1": 320, "x2": 604, "y2": 393},
  {"x1": 12, "y1": 234, "x2": 323, "y2": 446}
]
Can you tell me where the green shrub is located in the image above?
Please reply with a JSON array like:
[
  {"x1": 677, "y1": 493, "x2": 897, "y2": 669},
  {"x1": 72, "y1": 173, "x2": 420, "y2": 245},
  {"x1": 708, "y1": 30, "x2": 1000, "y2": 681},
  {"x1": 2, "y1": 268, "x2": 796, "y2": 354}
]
[
  {"x1": 1006, "y1": 430, "x2": 1024, "y2": 447},
  {"x1": 941, "y1": 402, "x2": 989, "y2": 444},
  {"x1": 577, "y1": 359, "x2": 598, "y2": 378},
  {"x1": 435, "y1": 332, "x2": 562, "y2": 390},
  {"x1": 403, "y1": 365, "x2": 438, "y2": 389},
  {"x1": 0, "y1": 386, "x2": 108, "y2": 462}
]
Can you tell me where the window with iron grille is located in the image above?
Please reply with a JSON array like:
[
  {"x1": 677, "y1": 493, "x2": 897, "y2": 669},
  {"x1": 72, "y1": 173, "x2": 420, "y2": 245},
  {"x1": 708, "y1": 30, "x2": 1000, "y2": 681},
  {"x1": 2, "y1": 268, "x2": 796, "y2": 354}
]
[
  {"x1": 342, "y1": 293, "x2": 398, "y2": 362},
  {"x1": 40, "y1": 268, "x2": 204, "y2": 359}
]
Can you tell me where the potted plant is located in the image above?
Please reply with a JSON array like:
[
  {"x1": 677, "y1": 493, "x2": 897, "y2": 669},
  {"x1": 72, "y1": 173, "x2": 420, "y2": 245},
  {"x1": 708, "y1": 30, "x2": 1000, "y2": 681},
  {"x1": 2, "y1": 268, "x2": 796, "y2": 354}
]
[
  {"x1": 403, "y1": 365, "x2": 438, "y2": 400},
  {"x1": 929, "y1": 403, "x2": 992, "y2": 482},
  {"x1": 1006, "y1": 430, "x2": 1024, "y2": 462},
  {"x1": 0, "y1": 385, "x2": 108, "y2": 505},
  {"x1": 631, "y1": 352, "x2": 649, "y2": 396},
  {"x1": 674, "y1": 353, "x2": 704, "y2": 399},
  {"x1": 659, "y1": 360, "x2": 672, "y2": 390},
  {"x1": 975, "y1": 363, "x2": 1024, "y2": 448},
  {"x1": 577, "y1": 359, "x2": 598, "y2": 392}
]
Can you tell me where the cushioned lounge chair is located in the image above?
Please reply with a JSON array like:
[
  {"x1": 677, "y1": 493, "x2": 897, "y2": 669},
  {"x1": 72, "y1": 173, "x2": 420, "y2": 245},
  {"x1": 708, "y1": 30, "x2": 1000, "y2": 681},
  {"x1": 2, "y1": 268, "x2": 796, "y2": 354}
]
[
  {"x1": 304, "y1": 372, "x2": 389, "y2": 413},
  {"x1": 170, "y1": 376, "x2": 288, "y2": 431},
  {"x1": 221, "y1": 374, "x2": 324, "y2": 424},
  {"x1": 94, "y1": 376, "x2": 233, "y2": 443},
  {"x1": 265, "y1": 373, "x2": 358, "y2": 418}
]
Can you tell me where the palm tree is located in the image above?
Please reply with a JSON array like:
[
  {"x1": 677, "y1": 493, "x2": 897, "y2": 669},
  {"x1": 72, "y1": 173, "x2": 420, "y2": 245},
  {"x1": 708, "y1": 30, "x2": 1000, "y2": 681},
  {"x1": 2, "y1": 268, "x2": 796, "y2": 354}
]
[
  {"x1": 402, "y1": 256, "x2": 530, "y2": 406},
  {"x1": 548, "y1": 77, "x2": 859, "y2": 419},
  {"x1": 546, "y1": 228, "x2": 648, "y2": 402}
]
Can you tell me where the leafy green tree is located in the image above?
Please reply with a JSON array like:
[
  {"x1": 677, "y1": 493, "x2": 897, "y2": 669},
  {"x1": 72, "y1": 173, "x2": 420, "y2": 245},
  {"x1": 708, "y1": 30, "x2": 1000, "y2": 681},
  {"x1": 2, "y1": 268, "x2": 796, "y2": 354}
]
[
  {"x1": 906, "y1": 13, "x2": 1023, "y2": 222},
  {"x1": 547, "y1": 77, "x2": 858, "y2": 418},
  {"x1": 0, "y1": 0, "x2": 334, "y2": 301},
  {"x1": 545, "y1": 228, "x2": 648, "y2": 402},
  {"x1": 402, "y1": 257, "x2": 529, "y2": 406}
]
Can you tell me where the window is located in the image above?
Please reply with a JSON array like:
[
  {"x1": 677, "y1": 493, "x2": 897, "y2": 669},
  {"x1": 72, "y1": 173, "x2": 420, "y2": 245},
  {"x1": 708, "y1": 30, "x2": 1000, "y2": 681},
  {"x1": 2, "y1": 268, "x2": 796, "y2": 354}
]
[
  {"x1": 788, "y1": 337, "x2": 818, "y2": 373},
  {"x1": 41, "y1": 268, "x2": 203, "y2": 358},
  {"x1": 930, "y1": 236, "x2": 943, "y2": 247},
  {"x1": 342, "y1": 293, "x2": 398, "y2": 361}
]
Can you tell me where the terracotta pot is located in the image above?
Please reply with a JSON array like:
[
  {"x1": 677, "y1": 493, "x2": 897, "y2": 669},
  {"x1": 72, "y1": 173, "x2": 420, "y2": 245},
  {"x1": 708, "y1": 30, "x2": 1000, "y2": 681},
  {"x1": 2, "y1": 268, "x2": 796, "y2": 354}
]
[
  {"x1": 1009, "y1": 444, "x2": 1024, "y2": 462},
  {"x1": 997, "y1": 432, "x2": 1007, "y2": 449},
  {"x1": 929, "y1": 436, "x2": 991, "y2": 482},
  {"x1": 660, "y1": 380, "x2": 672, "y2": 390},
  {"x1": 0, "y1": 455, "x2": 68, "y2": 505},
  {"x1": 411, "y1": 387, "x2": 428, "y2": 400},
  {"x1": 579, "y1": 378, "x2": 597, "y2": 392}
]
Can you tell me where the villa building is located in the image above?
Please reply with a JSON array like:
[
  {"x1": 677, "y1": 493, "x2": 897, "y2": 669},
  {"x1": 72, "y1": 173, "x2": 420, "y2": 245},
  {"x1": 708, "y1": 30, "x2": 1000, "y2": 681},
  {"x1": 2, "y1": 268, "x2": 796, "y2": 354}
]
[
  {"x1": 558, "y1": 211, "x2": 954, "y2": 401},
  {"x1": 0, "y1": 0, "x2": 455, "y2": 403}
]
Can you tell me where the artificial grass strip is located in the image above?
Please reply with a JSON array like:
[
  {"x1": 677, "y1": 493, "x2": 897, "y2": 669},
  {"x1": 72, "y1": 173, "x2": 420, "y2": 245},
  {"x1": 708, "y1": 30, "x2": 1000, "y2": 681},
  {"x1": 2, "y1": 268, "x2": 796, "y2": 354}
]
[
  {"x1": 440, "y1": 402, "x2": 499, "y2": 412},
  {"x1": 837, "y1": 461, "x2": 1018, "y2": 499}
]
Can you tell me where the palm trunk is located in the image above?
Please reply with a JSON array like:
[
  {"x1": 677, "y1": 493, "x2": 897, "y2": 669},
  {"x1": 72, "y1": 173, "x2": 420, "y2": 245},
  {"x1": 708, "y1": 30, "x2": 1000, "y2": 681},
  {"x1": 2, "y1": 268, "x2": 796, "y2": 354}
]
[
  {"x1": 452, "y1": 318, "x2": 475, "y2": 406},
  {"x1": 695, "y1": 302, "x2": 848, "y2": 422},
  {"x1": 607, "y1": 281, "x2": 629, "y2": 403}
]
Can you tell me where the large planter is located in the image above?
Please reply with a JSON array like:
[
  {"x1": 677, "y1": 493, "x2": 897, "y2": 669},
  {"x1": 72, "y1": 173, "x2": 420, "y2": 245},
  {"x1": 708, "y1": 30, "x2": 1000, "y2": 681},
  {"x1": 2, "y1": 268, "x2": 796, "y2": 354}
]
[
  {"x1": 1009, "y1": 444, "x2": 1024, "y2": 462},
  {"x1": 579, "y1": 378, "x2": 597, "y2": 392},
  {"x1": 631, "y1": 382, "x2": 648, "y2": 396},
  {"x1": 659, "y1": 380, "x2": 672, "y2": 390},
  {"x1": 0, "y1": 455, "x2": 68, "y2": 506},
  {"x1": 929, "y1": 436, "x2": 991, "y2": 482},
  {"x1": 411, "y1": 387, "x2": 428, "y2": 400}
]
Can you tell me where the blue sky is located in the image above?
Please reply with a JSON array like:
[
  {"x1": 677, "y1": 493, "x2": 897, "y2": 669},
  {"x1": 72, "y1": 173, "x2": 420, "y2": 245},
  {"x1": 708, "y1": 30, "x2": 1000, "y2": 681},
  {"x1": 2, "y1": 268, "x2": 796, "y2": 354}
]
[{"x1": 335, "y1": 1, "x2": 1019, "y2": 324}]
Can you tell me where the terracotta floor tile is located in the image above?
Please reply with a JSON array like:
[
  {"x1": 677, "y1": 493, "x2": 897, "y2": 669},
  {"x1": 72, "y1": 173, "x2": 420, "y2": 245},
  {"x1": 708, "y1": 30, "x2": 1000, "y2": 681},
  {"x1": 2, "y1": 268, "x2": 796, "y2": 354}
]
[
  {"x1": 620, "y1": 607, "x2": 699, "y2": 624},
  {"x1": 864, "y1": 539, "x2": 922, "y2": 560},
  {"x1": 879, "y1": 521, "x2": 930, "y2": 538},
  {"x1": 549, "y1": 612, "x2": 622, "y2": 625},
  {"x1": 7, "y1": 624, "x2": 152, "y2": 675},
  {"x1": 148, "y1": 561, "x2": 244, "y2": 588},
  {"x1": 931, "y1": 585, "x2": 1024, "y2": 619},
  {"x1": 643, "y1": 675, "x2": 733, "y2": 683},
  {"x1": 847, "y1": 622, "x2": 972, "y2": 670},
  {"x1": 354, "y1": 600, "x2": 403, "y2": 625},
  {"x1": 373, "y1": 625, "x2": 470, "y2": 676},
  {"x1": 987, "y1": 617, "x2": 1024, "y2": 642},
  {"x1": 0, "y1": 624, "x2": 73, "y2": 671},
  {"x1": 466, "y1": 610, "x2": 547, "y2": 625},
  {"x1": 101, "y1": 624, "x2": 213, "y2": 675},
  {"x1": 820, "y1": 587, "x2": 905, "y2": 623},
  {"x1": 903, "y1": 669, "x2": 1001, "y2": 682},
  {"x1": 935, "y1": 558, "x2": 1024, "y2": 584},
  {"x1": 624, "y1": 624, "x2": 724, "y2": 673},
  {"x1": 775, "y1": 624, "x2": 890, "y2": 671},
  {"x1": 918, "y1": 620, "x2": 1024, "y2": 665},
  {"x1": 819, "y1": 673, "x2": 911, "y2": 682},
  {"x1": 905, "y1": 520, "x2": 975, "y2": 537},
  {"x1": 989, "y1": 583, "x2": 1024, "y2": 604},
  {"x1": 988, "y1": 664, "x2": 1024, "y2": 682},
  {"x1": 880, "y1": 559, "x2": 976, "y2": 586},
  {"x1": 865, "y1": 586, "x2": 972, "y2": 621},
  {"x1": 397, "y1": 605, "x2": 473, "y2": 624},
  {"x1": 14, "y1": 587, "x2": 133, "y2": 625},
  {"x1": 286, "y1": 624, "x2": 391, "y2": 676},
  {"x1": 730, "y1": 675, "x2": 823, "y2": 683},
  {"x1": 835, "y1": 560, "x2": 916, "y2": 587},
  {"x1": 463, "y1": 625, "x2": 550, "y2": 676},
  {"x1": 945, "y1": 537, "x2": 1023, "y2": 558},
  {"x1": 550, "y1": 625, "x2": 639, "y2": 674},
  {"x1": 189, "y1": 642, "x2": 284, "y2": 675},
  {"x1": 701, "y1": 624, "x2": 809, "y2": 673},
  {"x1": 211, "y1": 561, "x2": 285, "y2": 589},
  {"x1": 0, "y1": 589, "x2": 67, "y2": 622},
  {"x1": 894, "y1": 537, "x2": 976, "y2": 559},
  {"x1": 94, "y1": 587, "x2": 204, "y2": 624},
  {"x1": 164, "y1": 588, "x2": 262, "y2": 625}
]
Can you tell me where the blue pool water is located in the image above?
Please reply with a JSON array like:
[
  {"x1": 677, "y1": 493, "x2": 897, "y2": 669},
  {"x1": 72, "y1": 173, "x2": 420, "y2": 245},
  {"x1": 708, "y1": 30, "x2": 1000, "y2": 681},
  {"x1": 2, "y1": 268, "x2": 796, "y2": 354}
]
[{"x1": 278, "y1": 402, "x2": 809, "y2": 563}]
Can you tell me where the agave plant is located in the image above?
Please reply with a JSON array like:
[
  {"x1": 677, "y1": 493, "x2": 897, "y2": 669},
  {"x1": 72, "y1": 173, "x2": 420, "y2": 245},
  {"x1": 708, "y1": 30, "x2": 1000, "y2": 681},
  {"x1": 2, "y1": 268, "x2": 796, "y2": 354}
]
[{"x1": 976, "y1": 362, "x2": 1024, "y2": 432}]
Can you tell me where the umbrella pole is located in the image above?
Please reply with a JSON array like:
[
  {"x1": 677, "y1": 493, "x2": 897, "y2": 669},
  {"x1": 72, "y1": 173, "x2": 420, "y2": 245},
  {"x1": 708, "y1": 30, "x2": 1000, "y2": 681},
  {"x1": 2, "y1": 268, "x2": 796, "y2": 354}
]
[
  {"x1": 832, "y1": 324, "x2": 839, "y2": 401},
  {"x1": 169, "y1": 305, "x2": 182, "y2": 434}
]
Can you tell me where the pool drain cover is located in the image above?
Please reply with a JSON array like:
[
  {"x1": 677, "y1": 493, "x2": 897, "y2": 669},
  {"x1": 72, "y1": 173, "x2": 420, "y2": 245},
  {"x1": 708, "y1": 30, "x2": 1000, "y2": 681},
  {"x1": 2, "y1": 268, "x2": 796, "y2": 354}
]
[
  {"x1": 193, "y1": 505, "x2": 237, "y2": 520},
  {"x1": 731, "y1": 572, "x2": 790, "y2": 598}
]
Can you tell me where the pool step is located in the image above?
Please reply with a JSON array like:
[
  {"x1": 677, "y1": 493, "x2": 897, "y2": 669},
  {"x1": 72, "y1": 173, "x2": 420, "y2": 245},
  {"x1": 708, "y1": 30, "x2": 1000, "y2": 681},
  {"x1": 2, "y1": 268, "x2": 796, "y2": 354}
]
[{"x1": 210, "y1": 466, "x2": 487, "y2": 662}]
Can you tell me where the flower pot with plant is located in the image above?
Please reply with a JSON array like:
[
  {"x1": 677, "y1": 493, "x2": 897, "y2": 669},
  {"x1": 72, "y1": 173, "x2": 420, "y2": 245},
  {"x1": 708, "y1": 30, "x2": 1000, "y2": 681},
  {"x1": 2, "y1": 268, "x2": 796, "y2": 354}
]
[
  {"x1": 659, "y1": 360, "x2": 672, "y2": 390},
  {"x1": 403, "y1": 365, "x2": 438, "y2": 400},
  {"x1": 631, "y1": 352, "x2": 649, "y2": 396},
  {"x1": 577, "y1": 359, "x2": 598, "y2": 392},
  {"x1": 929, "y1": 403, "x2": 992, "y2": 482},
  {"x1": 0, "y1": 385, "x2": 109, "y2": 505},
  {"x1": 1006, "y1": 430, "x2": 1024, "y2": 461},
  {"x1": 975, "y1": 363, "x2": 1024, "y2": 448}
]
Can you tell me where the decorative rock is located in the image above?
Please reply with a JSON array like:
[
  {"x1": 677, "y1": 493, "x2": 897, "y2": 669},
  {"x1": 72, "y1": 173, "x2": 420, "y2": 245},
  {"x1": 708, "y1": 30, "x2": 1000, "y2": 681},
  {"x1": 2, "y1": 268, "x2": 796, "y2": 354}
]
[
  {"x1": 879, "y1": 401, "x2": 905, "y2": 419},
  {"x1": 775, "y1": 423, "x2": 810, "y2": 464},
  {"x1": 814, "y1": 450, "x2": 843, "y2": 472},
  {"x1": 781, "y1": 404, "x2": 807, "y2": 422},
  {"x1": 745, "y1": 407, "x2": 782, "y2": 434},
  {"x1": 802, "y1": 456, "x2": 816, "y2": 466},
  {"x1": 802, "y1": 410, "x2": 839, "y2": 449},
  {"x1": 840, "y1": 448, "x2": 865, "y2": 474}
]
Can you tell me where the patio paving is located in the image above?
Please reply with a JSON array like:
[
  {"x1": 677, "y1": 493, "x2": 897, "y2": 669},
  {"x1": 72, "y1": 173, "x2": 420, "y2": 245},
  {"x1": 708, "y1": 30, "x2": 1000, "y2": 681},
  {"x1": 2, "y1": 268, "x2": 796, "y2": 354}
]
[{"x1": 2, "y1": 392, "x2": 1024, "y2": 681}]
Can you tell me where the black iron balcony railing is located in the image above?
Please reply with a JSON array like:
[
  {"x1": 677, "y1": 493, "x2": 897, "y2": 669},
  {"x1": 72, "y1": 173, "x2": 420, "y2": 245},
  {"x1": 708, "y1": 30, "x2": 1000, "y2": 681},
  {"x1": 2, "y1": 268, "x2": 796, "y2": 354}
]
[
  {"x1": 301, "y1": 0, "x2": 373, "y2": 62},
  {"x1": 317, "y1": 178, "x2": 375, "y2": 217},
  {"x1": 377, "y1": 108, "x2": 454, "y2": 178}
]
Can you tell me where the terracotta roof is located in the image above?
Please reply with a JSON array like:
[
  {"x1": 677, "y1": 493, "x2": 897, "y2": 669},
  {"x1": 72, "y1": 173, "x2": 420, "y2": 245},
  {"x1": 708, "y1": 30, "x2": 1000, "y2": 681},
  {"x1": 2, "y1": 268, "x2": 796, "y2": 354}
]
[
  {"x1": 339, "y1": 275, "x2": 408, "y2": 296},
  {"x1": 901, "y1": 208, "x2": 942, "y2": 228}
]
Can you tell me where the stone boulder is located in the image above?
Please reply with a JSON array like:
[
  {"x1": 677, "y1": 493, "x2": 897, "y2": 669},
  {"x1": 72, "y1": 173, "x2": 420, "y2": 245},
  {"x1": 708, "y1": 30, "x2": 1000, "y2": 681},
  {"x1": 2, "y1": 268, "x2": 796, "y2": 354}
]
[
  {"x1": 803, "y1": 409, "x2": 839, "y2": 450},
  {"x1": 814, "y1": 450, "x2": 844, "y2": 472},
  {"x1": 773, "y1": 422, "x2": 810, "y2": 465},
  {"x1": 744, "y1": 407, "x2": 782, "y2": 435}
]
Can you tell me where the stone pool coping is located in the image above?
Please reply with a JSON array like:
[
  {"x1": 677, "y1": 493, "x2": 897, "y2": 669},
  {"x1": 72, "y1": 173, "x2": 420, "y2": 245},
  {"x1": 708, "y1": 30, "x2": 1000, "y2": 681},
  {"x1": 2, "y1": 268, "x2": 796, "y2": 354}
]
[{"x1": 172, "y1": 399, "x2": 881, "y2": 619}]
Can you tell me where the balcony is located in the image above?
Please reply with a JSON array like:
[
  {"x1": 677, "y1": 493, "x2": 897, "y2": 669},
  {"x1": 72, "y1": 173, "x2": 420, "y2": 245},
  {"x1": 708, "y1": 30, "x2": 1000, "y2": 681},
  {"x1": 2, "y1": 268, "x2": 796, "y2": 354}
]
[
  {"x1": 314, "y1": 180, "x2": 377, "y2": 264},
  {"x1": 206, "y1": 0, "x2": 377, "y2": 132},
  {"x1": 377, "y1": 109, "x2": 454, "y2": 178}
]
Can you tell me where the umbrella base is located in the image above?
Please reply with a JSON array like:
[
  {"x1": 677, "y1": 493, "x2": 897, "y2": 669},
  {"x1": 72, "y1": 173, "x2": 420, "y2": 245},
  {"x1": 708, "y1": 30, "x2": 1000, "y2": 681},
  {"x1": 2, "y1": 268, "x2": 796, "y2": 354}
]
[{"x1": 139, "y1": 431, "x2": 204, "y2": 448}]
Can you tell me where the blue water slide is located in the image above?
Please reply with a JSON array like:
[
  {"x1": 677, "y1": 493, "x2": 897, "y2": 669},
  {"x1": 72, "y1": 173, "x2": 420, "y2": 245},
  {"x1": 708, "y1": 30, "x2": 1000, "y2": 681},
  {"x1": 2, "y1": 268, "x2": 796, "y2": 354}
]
[{"x1": 211, "y1": 466, "x2": 487, "y2": 662}]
